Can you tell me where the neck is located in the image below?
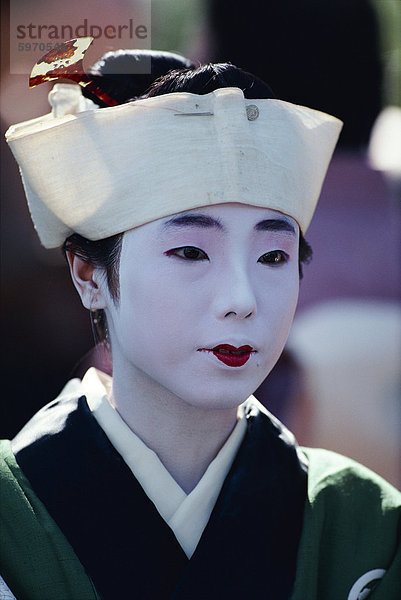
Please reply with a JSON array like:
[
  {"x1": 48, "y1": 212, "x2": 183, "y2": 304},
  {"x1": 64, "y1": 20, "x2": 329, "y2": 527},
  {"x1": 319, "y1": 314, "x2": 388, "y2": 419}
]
[{"x1": 110, "y1": 361, "x2": 239, "y2": 494}]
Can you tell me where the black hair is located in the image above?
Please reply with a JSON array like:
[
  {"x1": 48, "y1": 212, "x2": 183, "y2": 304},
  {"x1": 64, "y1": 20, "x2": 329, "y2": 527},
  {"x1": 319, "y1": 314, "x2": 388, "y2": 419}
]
[
  {"x1": 145, "y1": 62, "x2": 275, "y2": 99},
  {"x1": 63, "y1": 52, "x2": 313, "y2": 344},
  {"x1": 81, "y1": 49, "x2": 195, "y2": 107}
]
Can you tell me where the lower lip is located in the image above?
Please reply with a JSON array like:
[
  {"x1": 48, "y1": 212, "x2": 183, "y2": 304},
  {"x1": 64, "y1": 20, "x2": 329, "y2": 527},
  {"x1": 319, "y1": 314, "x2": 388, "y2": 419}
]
[{"x1": 204, "y1": 350, "x2": 253, "y2": 367}]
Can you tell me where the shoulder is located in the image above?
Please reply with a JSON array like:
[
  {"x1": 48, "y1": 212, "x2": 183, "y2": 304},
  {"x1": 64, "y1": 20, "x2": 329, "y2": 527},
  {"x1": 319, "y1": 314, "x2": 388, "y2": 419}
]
[
  {"x1": 302, "y1": 446, "x2": 401, "y2": 509},
  {"x1": 291, "y1": 447, "x2": 401, "y2": 600},
  {"x1": 0, "y1": 433, "x2": 101, "y2": 600}
]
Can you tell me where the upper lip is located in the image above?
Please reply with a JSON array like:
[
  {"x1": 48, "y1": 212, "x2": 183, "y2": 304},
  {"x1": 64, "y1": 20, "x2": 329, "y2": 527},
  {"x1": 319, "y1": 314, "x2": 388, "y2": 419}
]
[{"x1": 199, "y1": 343, "x2": 256, "y2": 353}]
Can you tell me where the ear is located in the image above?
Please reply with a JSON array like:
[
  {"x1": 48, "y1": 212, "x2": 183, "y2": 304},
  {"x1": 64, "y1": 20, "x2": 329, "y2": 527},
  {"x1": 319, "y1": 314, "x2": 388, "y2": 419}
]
[{"x1": 66, "y1": 252, "x2": 107, "y2": 310}]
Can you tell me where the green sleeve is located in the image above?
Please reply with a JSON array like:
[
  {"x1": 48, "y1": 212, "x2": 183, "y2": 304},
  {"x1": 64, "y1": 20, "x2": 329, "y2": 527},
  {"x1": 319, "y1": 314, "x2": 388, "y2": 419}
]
[
  {"x1": 291, "y1": 448, "x2": 401, "y2": 600},
  {"x1": 0, "y1": 440, "x2": 101, "y2": 600}
]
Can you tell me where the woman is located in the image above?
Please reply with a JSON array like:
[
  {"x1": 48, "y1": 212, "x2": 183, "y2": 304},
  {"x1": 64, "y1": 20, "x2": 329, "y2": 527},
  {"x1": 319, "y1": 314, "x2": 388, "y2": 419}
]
[{"x1": 1, "y1": 45, "x2": 400, "y2": 600}]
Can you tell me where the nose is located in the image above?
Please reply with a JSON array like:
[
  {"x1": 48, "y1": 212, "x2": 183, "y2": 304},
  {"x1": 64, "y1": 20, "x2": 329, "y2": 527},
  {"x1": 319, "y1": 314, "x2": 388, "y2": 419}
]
[{"x1": 213, "y1": 263, "x2": 257, "y2": 321}]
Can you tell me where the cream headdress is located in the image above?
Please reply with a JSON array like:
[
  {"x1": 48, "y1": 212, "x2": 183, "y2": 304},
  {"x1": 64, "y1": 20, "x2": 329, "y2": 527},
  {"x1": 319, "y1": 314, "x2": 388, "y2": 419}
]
[{"x1": 6, "y1": 83, "x2": 342, "y2": 248}]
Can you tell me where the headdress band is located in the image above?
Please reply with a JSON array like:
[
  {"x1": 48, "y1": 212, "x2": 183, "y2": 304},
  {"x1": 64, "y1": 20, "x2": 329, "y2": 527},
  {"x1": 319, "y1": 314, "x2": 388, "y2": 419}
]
[{"x1": 6, "y1": 84, "x2": 342, "y2": 247}]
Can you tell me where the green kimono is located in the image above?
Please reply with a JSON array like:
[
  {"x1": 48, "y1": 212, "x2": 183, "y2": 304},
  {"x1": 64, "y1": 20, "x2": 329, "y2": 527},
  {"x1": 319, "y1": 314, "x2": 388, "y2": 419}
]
[{"x1": 0, "y1": 394, "x2": 400, "y2": 600}]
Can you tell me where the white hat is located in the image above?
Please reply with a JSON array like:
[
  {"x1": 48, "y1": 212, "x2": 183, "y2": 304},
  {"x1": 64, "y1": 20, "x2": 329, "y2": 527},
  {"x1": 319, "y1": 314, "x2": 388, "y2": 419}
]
[{"x1": 6, "y1": 83, "x2": 342, "y2": 248}]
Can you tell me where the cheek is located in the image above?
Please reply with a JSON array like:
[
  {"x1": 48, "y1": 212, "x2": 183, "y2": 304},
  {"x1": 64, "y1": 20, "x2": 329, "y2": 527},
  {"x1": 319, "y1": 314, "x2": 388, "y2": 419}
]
[
  {"x1": 275, "y1": 275, "x2": 299, "y2": 321},
  {"x1": 116, "y1": 266, "x2": 198, "y2": 357},
  {"x1": 257, "y1": 271, "x2": 299, "y2": 342}
]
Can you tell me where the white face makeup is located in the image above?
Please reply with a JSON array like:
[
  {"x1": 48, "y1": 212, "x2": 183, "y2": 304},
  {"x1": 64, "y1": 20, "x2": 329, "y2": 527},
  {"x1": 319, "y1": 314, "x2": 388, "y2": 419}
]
[{"x1": 101, "y1": 203, "x2": 300, "y2": 410}]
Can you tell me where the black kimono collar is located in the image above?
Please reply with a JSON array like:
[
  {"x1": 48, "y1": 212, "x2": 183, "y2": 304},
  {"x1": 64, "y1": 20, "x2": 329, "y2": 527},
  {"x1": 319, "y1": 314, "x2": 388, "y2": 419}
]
[{"x1": 12, "y1": 394, "x2": 308, "y2": 599}]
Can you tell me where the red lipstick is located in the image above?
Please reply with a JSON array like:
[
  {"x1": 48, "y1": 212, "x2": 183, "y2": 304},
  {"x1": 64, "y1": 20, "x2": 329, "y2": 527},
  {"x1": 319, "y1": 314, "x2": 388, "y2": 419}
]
[{"x1": 200, "y1": 344, "x2": 256, "y2": 367}]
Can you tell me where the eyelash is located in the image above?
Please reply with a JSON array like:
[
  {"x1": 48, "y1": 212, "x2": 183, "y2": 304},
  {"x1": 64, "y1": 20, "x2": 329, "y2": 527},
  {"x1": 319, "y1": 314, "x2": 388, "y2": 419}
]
[
  {"x1": 164, "y1": 246, "x2": 209, "y2": 261},
  {"x1": 164, "y1": 246, "x2": 289, "y2": 265},
  {"x1": 258, "y1": 250, "x2": 289, "y2": 265}
]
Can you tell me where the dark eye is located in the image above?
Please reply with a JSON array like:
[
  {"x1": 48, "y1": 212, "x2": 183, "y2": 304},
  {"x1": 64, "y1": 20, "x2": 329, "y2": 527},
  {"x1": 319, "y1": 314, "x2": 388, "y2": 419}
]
[
  {"x1": 165, "y1": 246, "x2": 209, "y2": 261},
  {"x1": 258, "y1": 250, "x2": 289, "y2": 265}
]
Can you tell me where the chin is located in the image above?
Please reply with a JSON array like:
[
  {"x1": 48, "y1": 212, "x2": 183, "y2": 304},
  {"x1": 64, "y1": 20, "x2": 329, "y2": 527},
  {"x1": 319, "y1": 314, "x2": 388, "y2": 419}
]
[
  {"x1": 165, "y1": 357, "x2": 279, "y2": 411},
  {"x1": 174, "y1": 379, "x2": 264, "y2": 411}
]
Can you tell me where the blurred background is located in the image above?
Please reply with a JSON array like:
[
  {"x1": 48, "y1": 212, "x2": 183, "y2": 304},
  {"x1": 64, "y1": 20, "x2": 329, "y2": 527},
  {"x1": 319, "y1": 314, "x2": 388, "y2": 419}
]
[{"x1": 1, "y1": 0, "x2": 400, "y2": 486}]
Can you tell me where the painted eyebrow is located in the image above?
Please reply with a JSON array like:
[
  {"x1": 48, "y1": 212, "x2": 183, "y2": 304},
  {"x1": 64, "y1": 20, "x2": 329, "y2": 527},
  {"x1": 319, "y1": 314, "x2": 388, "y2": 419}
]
[
  {"x1": 161, "y1": 214, "x2": 296, "y2": 235},
  {"x1": 162, "y1": 214, "x2": 224, "y2": 231},
  {"x1": 254, "y1": 219, "x2": 296, "y2": 235}
]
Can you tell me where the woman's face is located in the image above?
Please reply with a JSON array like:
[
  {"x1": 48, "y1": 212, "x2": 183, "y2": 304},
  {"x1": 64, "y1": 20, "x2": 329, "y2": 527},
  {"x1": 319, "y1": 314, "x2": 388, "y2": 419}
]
[{"x1": 102, "y1": 203, "x2": 300, "y2": 409}]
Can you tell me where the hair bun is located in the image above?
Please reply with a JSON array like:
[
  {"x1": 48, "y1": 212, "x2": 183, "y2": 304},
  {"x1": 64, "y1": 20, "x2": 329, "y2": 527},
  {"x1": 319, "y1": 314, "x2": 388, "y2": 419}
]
[{"x1": 81, "y1": 49, "x2": 195, "y2": 106}]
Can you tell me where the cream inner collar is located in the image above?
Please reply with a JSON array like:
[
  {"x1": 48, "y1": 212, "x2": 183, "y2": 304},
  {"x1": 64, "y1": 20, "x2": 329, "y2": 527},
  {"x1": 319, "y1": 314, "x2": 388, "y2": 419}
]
[{"x1": 81, "y1": 367, "x2": 247, "y2": 558}]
